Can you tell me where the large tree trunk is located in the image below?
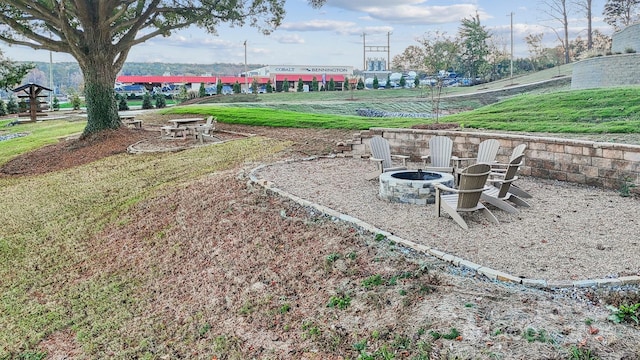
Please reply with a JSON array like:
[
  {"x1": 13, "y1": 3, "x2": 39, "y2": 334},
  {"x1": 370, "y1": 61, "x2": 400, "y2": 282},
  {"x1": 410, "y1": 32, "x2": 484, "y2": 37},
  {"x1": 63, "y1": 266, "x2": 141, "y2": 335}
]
[{"x1": 79, "y1": 59, "x2": 121, "y2": 136}]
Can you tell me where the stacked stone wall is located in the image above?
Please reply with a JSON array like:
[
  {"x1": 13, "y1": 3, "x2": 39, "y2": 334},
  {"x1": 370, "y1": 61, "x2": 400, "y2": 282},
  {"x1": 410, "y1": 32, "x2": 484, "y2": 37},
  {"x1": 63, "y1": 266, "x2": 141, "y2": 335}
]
[
  {"x1": 340, "y1": 128, "x2": 640, "y2": 190},
  {"x1": 571, "y1": 54, "x2": 640, "y2": 89},
  {"x1": 611, "y1": 23, "x2": 640, "y2": 53},
  {"x1": 572, "y1": 23, "x2": 640, "y2": 89}
]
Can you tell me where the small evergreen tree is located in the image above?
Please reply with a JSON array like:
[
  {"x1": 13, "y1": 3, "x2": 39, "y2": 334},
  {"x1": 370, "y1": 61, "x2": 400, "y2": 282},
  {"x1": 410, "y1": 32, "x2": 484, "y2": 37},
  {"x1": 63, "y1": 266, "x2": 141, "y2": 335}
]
[
  {"x1": 373, "y1": 75, "x2": 379, "y2": 89},
  {"x1": 71, "y1": 93, "x2": 82, "y2": 110},
  {"x1": 177, "y1": 85, "x2": 189, "y2": 103},
  {"x1": 18, "y1": 99, "x2": 27, "y2": 113},
  {"x1": 118, "y1": 95, "x2": 129, "y2": 111},
  {"x1": 266, "y1": 80, "x2": 273, "y2": 93},
  {"x1": 233, "y1": 81, "x2": 241, "y2": 94},
  {"x1": 198, "y1": 83, "x2": 206, "y2": 97},
  {"x1": 385, "y1": 75, "x2": 391, "y2": 89},
  {"x1": 141, "y1": 92, "x2": 154, "y2": 109},
  {"x1": 297, "y1": 78, "x2": 304, "y2": 92},
  {"x1": 216, "y1": 79, "x2": 223, "y2": 95},
  {"x1": 52, "y1": 96, "x2": 60, "y2": 111},
  {"x1": 154, "y1": 94, "x2": 166, "y2": 108},
  {"x1": 328, "y1": 78, "x2": 335, "y2": 91},
  {"x1": 414, "y1": 76, "x2": 420, "y2": 88},
  {"x1": 357, "y1": 78, "x2": 365, "y2": 90},
  {"x1": 311, "y1": 77, "x2": 319, "y2": 91},
  {"x1": 399, "y1": 76, "x2": 407, "y2": 88},
  {"x1": 251, "y1": 78, "x2": 259, "y2": 94},
  {"x1": 343, "y1": 76, "x2": 350, "y2": 91},
  {"x1": 6, "y1": 97, "x2": 18, "y2": 114},
  {"x1": 0, "y1": 99, "x2": 6, "y2": 116},
  {"x1": 283, "y1": 78, "x2": 289, "y2": 92}
]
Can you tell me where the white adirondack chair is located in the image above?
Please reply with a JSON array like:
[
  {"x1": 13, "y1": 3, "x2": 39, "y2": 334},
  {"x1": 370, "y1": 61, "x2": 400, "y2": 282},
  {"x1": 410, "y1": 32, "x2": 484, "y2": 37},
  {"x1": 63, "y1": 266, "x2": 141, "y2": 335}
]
[
  {"x1": 421, "y1": 136, "x2": 454, "y2": 174},
  {"x1": 367, "y1": 136, "x2": 409, "y2": 180}
]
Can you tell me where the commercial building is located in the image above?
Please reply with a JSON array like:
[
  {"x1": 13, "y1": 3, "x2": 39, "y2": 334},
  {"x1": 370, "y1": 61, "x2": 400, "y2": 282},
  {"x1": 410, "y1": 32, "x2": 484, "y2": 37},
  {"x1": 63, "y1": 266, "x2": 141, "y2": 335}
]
[{"x1": 115, "y1": 64, "x2": 355, "y2": 94}]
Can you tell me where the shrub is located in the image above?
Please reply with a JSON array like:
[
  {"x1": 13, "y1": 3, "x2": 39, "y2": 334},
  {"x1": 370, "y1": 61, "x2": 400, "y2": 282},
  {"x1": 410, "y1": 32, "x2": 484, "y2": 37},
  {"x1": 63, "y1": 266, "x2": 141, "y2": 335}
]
[
  {"x1": 141, "y1": 92, "x2": 154, "y2": 109},
  {"x1": 373, "y1": 75, "x2": 379, "y2": 89},
  {"x1": 328, "y1": 78, "x2": 335, "y2": 91},
  {"x1": 297, "y1": 78, "x2": 304, "y2": 92},
  {"x1": 0, "y1": 99, "x2": 6, "y2": 116},
  {"x1": 154, "y1": 94, "x2": 166, "y2": 108},
  {"x1": 251, "y1": 78, "x2": 259, "y2": 94},
  {"x1": 18, "y1": 99, "x2": 27, "y2": 113},
  {"x1": 233, "y1": 81, "x2": 241, "y2": 94},
  {"x1": 216, "y1": 79, "x2": 223, "y2": 95},
  {"x1": 624, "y1": 47, "x2": 636, "y2": 53},
  {"x1": 70, "y1": 93, "x2": 82, "y2": 110},
  {"x1": 357, "y1": 78, "x2": 365, "y2": 90},
  {"x1": 343, "y1": 76, "x2": 350, "y2": 91},
  {"x1": 312, "y1": 77, "x2": 319, "y2": 91},
  {"x1": 52, "y1": 96, "x2": 60, "y2": 111},
  {"x1": 6, "y1": 97, "x2": 18, "y2": 114},
  {"x1": 118, "y1": 95, "x2": 129, "y2": 111},
  {"x1": 282, "y1": 78, "x2": 289, "y2": 92},
  {"x1": 266, "y1": 80, "x2": 273, "y2": 93},
  {"x1": 176, "y1": 85, "x2": 189, "y2": 103},
  {"x1": 198, "y1": 82, "x2": 206, "y2": 98}
]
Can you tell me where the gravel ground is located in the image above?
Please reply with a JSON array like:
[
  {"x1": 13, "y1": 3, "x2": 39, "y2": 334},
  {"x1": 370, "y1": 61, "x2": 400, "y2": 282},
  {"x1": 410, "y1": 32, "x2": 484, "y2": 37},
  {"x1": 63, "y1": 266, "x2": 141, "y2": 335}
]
[{"x1": 255, "y1": 156, "x2": 640, "y2": 282}]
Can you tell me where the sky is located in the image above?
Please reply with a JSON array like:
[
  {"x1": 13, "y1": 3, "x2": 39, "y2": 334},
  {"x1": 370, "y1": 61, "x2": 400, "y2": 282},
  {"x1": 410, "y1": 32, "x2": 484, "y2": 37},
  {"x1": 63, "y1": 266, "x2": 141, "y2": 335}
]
[{"x1": 1, "y1": 0, "x2": 613, "y2": 71}]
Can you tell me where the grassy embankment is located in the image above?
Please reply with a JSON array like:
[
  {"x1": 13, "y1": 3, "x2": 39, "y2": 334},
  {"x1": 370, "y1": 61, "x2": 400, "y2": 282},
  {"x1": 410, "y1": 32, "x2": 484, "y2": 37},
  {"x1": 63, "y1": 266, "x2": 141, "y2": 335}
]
[{"x1": 162, "y1": 87, "x2": 640, "y2": 133}]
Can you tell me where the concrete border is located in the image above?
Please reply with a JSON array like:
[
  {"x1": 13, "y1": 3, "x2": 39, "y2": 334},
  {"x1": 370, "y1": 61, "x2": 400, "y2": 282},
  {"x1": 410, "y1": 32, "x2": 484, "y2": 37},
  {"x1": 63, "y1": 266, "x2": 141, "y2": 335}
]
[{"x1": 249, "y1": 156, "x2": 640, "y2": 289}]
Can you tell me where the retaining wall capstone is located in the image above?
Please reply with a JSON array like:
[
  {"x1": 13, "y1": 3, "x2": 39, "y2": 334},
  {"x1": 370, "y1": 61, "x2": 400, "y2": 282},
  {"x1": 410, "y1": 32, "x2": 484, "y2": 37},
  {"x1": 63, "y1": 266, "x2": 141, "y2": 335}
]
[{"x1": 338, "y1": 128, "x2": 640, "y2": 190}]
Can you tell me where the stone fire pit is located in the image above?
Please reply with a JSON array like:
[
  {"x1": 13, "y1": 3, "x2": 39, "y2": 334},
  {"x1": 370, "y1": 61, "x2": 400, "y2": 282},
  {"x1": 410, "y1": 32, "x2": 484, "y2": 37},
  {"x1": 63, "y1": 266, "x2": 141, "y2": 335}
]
[{"x1": 379, "y1": 170, "x2": 455, "y2": 205}]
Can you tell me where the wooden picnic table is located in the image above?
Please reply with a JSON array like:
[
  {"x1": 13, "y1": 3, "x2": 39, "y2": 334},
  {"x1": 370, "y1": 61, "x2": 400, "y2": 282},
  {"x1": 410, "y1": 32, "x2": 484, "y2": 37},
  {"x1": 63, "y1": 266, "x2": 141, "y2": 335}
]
[
  {"x1": 161, "y1": 118, "x2": 204, "y2": 138},
  {"x1": 120, "y1": 115, "x2": 143, "y2": 128},
  {"x1": 168, "y1": 118, "x2": 204, "y2": 127}
]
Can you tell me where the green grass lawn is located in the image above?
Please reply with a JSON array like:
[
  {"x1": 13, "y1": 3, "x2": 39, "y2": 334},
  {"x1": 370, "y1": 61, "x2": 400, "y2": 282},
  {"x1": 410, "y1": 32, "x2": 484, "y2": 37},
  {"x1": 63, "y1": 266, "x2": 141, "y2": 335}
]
[
  {"x1": 161, "y1": 86, "x2": 640, "y2": 134},
  {"x1": 0, "y1": 119, "x2": 87, "y2": 166}
]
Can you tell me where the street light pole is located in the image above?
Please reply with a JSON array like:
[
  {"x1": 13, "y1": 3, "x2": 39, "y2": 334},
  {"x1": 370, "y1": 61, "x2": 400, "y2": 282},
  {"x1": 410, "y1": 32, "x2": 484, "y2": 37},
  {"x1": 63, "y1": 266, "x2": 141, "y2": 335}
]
[
  {"x1": 244, "y1": 40, "x2": 248, "y2": 94},
  {"x1": 510, "y1": 12, "x2": 514, "y2": 81}
]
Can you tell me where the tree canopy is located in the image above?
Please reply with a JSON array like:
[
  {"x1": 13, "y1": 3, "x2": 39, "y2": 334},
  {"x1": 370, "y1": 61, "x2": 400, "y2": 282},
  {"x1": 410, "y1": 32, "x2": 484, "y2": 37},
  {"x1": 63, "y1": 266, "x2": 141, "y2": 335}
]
[
  {"x1": 458, "y1": 13, "x2": 490, "y2": 84},
  {"x1": 603, "y1": 0, "x2": 640, "y2": 30},
  {"x1": 0, "y1": 0, "x2": 325, "y2": 136},
  {"x1": 0, "y1": 49, "x2": 33, "y2": 90}
]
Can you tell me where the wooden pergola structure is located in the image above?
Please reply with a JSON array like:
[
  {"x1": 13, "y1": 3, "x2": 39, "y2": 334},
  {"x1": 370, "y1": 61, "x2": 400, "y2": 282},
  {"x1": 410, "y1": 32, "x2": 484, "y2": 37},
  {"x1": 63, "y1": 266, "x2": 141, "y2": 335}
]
[{"x1": 12, "y1": 83, "x2": 52, "y2": 122}]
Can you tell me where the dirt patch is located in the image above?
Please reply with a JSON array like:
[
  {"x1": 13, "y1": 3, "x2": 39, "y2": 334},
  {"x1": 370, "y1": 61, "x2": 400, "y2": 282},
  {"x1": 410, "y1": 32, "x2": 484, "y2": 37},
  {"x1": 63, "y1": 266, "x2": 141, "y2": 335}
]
[{"x1": 0, "y1": 127, "x2": 153, "y2": 177}]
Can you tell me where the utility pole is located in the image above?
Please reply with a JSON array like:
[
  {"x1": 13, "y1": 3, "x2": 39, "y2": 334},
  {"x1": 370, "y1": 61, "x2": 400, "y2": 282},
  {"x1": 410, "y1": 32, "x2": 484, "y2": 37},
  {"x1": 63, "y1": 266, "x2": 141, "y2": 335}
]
[
  {"x1": 387, "y1": 32, "x2": 391, "y2": 71},
  {"x1": 244, "y1": 40, "x2": 248, "y2": 94},
  {"x1": 510, "y1": 12, "x2": 514, "y2": 81},
  {"x1": 362, "y1": 33, "x2": 366, "y2": 70}
]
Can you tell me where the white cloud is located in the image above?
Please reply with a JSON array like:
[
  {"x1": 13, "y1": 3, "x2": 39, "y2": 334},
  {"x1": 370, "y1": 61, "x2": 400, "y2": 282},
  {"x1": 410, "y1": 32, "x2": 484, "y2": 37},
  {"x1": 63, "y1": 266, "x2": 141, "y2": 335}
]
[
  {"x1": 326, "y1": 0, "x2": 489, "y2": 25},
  {"x1": 281, "y1": 19, "x2": 356, "y2": 31},
  {"x1": 277, "y1": 34, "x2": 305, "y2": 44}
]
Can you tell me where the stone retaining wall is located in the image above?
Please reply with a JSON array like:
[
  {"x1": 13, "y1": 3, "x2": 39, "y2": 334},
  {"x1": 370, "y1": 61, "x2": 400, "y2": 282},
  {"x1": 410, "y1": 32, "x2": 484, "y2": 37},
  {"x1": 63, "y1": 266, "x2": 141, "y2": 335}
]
[
  {"x1": 571, "y1": 23, "x2": 640, "y2": 90},
  {"x1": 337, "y1": 128, "x2": 640, "y2": 190},
  {"x1": 571, "y1": 54, "x2": 640, "y2": 89},
  {"x1": 611, "y1": 23, "x2": 640, "y2": 53}
]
